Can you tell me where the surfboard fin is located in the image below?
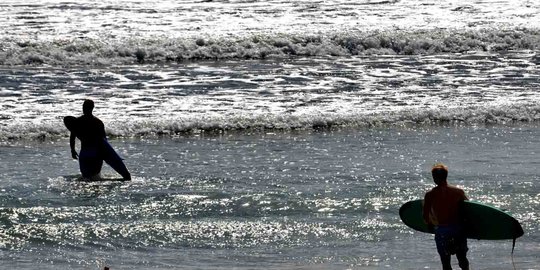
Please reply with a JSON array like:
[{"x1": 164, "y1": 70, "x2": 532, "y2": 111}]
[{"x1": 511, "y1": 218, "x2": 524, "y2": 254}]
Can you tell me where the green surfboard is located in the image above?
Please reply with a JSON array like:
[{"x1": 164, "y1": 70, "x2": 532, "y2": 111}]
[{"x1": 399, "y1": 200, "x2": 524, "y2": 240}]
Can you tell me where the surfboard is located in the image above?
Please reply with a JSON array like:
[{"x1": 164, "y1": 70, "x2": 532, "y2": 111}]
[
  {"x1": 399, "y1": 199, "x2": 524, "y2": 241},
  {"x1": 63, "y1": 116, "x2": 78, "y2": 133},
  {"x1": 101, "y1": 139, "x2": 131, "y2": 180},
  {"x1": 64, "y1": 115, "x2": 131, "y2": 180}
]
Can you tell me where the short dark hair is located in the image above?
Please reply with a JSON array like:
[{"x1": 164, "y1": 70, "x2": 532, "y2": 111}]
[
  {"x1": 83, "y1": 99, "x2": 94, "y2": 115},
  {"x1": 431, "y1": 163, "x2": 448, "y2": 185}
]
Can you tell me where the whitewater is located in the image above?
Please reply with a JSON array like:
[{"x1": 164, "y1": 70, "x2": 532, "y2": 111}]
[{"x1": 1, "y1": 0, "x2": 540, "y2": 140}]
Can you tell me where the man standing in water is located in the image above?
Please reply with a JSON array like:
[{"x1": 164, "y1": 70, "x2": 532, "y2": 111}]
[
  {"x1": 66, "y1": 99, "x2": 131, "y2": 180},
  {"x1": 423, "y1": 163, "x2": 469, "y2": 270}
]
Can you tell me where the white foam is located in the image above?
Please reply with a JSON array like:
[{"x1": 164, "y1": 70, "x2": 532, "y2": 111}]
[
  {"x1": 1, "y1": 1, "x2": 540, "y2": 140},
  {"x1": 1, "y1": 28, "x2": 540, "y2": 65},
  {"x1": 1, "y1": 0, "x2": 538, "y2": 41},
  {"x1": 3, "y1": 102, "x2": 540, "y2": 141}
]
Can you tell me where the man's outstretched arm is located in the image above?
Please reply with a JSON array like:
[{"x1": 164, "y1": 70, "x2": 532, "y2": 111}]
[
  {"x1": 423, "y1": 194, "x2": 435, "y2": 232},
  {"x1": 70, "y1": 133, "x2": 78, "y2": 159}
]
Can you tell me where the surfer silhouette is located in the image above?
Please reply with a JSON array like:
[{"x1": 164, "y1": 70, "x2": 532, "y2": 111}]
[
  {"x1": 64, "y1": 99, "x2": 131, "y2": 180},
  {"x1": 423, "y1": 163, "x2": 469, "y2": 270}
]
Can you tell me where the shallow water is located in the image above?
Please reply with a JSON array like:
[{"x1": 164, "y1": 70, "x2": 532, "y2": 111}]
[{"x1": 1, "y1": 126, "x2": 539, "y2": 269}]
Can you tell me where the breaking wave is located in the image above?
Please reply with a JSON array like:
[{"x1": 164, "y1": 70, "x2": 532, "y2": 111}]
[
  {"x1": 2, "y1": 28, "x2": 540, "y2": 66},
  {"x1": 2, "y1": 104, "x2": 540, "y2": 141}
]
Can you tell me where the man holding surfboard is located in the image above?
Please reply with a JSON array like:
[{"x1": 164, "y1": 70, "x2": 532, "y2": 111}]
[
  {"x1": 400, "y1": 165, "x2": 524, "y2": 267},
  {"x1": 64, "y1": 99, "x2": 131, "y2": 181},
  {"x1": 423, "y1": 163, "x2": 469, "y2": 270}
]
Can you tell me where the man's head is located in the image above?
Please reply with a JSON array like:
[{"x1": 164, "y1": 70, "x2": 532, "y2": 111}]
[
  {"x1": 431, "y1": 163, "x2": 448, "y2": 185},
  {"x1": 83, "y1": 99, "x2": 94, "y2": 115}
]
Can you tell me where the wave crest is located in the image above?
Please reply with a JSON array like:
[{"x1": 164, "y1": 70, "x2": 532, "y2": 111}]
[
  {"x1": 2, "y1": 104, "x2": 540, "y2": 141},
  {"x1": 1, "y1": 28, "x2": 539, "y2": 66}
]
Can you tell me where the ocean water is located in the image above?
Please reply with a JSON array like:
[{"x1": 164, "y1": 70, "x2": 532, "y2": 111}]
[{"x1": 1, "y1": 0, "x2": 540, "y2": 269}]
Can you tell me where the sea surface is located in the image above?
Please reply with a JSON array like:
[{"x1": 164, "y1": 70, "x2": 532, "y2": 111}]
[{"x1": 1, "y1": 0, "x2": 539, "y2": 269}]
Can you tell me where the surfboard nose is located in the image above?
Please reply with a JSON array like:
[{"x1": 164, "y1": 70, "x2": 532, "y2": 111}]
[{"x1": 63, "y1": 116, "x2": 77, "y2": 130}]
